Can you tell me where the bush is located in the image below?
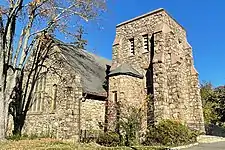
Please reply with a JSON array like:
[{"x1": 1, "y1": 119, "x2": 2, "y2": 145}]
[
  {"x1": 119, "y1": 107, "x2": 143, "y2": 146},
  {"x1": 143, "y1": 120, "x2": 199, "y2": 146},
  {"x1": 96, "y1": 131, "x2": 120, "y2": 147}
]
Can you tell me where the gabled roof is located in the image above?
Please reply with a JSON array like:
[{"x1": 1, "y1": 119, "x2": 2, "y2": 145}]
[
  {"x1": 52, "y1": 39, "x2": 111, "y2": 97},
  {"x1": 108, "y1": 63, "x2": 143, "y2": 79}
]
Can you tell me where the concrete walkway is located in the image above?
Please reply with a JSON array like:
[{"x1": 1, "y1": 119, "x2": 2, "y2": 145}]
[
  {"x1": 184, "y1": 142, "x2": 225, "y2": 150},
  {"x1": 182, "y1": 135, "x2": 225, "y2": 150}
]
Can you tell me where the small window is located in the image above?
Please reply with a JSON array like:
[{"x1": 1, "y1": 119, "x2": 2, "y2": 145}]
[
  {"x1": 112, "y1": 91, "x2": 117, "y2": 103},
  {"x1": 129, "y1": 38, "x2": 135, "y2": 55},
  {"x1": 168, "y1": 53, "x2": 171, "y2": 59},
  {"x1": 143, "y1": 34, "x2": 149, "y2": 52}
]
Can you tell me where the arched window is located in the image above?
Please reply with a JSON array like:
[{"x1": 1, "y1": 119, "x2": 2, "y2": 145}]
[{"x1": 65, "y1": 86, "x2": 73, "y2": 109}]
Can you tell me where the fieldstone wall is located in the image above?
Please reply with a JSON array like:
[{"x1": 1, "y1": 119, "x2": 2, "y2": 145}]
[
  {"x1": 110, "y1": 8, "x2": 205, "y2": 132},
  {"x1": 7, "y1": 47, "x2": 106, "y2": 139},
  {"x1": 108, "y1": 75, "x2": 147, "y2": 131},
  {"x1": 81, "y1": 99, "x2": 106, "y2": 131}
]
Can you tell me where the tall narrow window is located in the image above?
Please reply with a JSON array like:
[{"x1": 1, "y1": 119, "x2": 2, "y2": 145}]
[
  {"x1": 143, "y1": 34, "x2": 149, "y2": 52},
  {"x1": 40, "y1": 73, "x2": 46, "y2": 111},
  {"x1": 51, "y1": 84, "x2": 57, "y2": 111},
  {"x1": 65, "y1": 86, "x2": 73, "y2": 109},
  {"x1": 31, "y1": 74, "x2": 46, "y2": 112},
  {"x1": 129, "y1": 38, "x2": 135, "y2": 55},
  {"x1": 32, "y1": 97, "x2": 37, "y2": 112},
  {"x1": 113, "y1": 91, "x2": 120, "y2": 134},
  {"x1": 31, "y1": 82, "x2": 38, "y2": 112},
  {"x1": 36, "y1": 77, "x2": 42, "y2": 111},
  {"x1": 112, "y1": 91, "x2": 117, "y2": 103}
]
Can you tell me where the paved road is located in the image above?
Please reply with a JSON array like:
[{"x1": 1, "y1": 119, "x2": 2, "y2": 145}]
[{"x1": 184, "y1": 142, "x2": 225, "y2": 150}]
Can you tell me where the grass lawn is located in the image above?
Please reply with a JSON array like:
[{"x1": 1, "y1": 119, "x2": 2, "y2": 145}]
[{"x1": 0, "y1": 138, "x2": 166, "y2": 150}]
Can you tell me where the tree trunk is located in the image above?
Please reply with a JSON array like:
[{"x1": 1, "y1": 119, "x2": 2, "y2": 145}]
[
  {"x1": 10, "y1": 71, "x2": 25, "y2": 136},
  {"x1": 0, "y1": 13, "x2": 5, "y2": 140},
  {"x1": 0, "y1": 49, "x2": 5, "y2": 140},
  {"x1": 0, "y1": 92, "x2": 5, "y2": 140},
  {"x1": 12, "y1": 114, "x2": 25, "y2": 136},
  {"x1": 4, "y1": 100, "x2": 10, "y2": 136}
]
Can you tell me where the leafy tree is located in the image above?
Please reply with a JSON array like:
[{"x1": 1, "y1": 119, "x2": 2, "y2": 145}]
[
  {"x1": 200, "y1": 82, "x2": 225, "y2": 126},
  {"x1": 200, "y1": 82, "x2": 218, "y2": 124},
  {"x1": 0, "y1": 0, "x2": 106, "y2": 139},
  {"x1": 214, "y1": 86, "x2": 225, "y2": 124}
]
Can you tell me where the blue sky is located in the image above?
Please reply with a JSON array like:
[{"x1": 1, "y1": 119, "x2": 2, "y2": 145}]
[
  {"x1": 80, "y1": 0, "x2": 225, "y2": 87},
  {"x1": 1, "y1": 1, "x2": 224, "y2": 86}
]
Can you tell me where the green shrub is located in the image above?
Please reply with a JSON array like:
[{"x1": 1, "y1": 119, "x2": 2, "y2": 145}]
[
  {"x1": 96, "y1": 131, "x2": 120, "y2": 147},
  {"x1": 143, "y1": 120, "x2": 199, "y2": 146}
]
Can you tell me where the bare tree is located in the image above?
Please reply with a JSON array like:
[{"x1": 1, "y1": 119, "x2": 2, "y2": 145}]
[{"x1": 0, "y1": 0, "x2": 106, "y2": 139}]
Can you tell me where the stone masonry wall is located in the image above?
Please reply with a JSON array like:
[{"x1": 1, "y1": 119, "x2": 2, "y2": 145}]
[
  {"x1": 111, "y1": 8, "x2": 205, "y2": 132},
  {"x1": 7, "y1": 47, "x2": 106, "y2": 139},
  {"x1": 22, "y1": 53, "x2": 82, "y2": 139},
  {"x1": 108, "y1": 75, "x2": 146, "y2": 131},
  {"x1": 81, "y1": 99, "x2": 106, "y2": 131}
]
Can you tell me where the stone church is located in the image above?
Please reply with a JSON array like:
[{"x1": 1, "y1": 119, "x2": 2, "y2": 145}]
[{"x1": 8, "y1": 8, "x2": 205, "y2": 139}]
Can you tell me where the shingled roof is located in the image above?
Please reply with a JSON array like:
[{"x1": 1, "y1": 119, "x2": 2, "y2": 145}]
[{"x1": 53, "y1": 39, "x2": 111, "y2": 97}]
